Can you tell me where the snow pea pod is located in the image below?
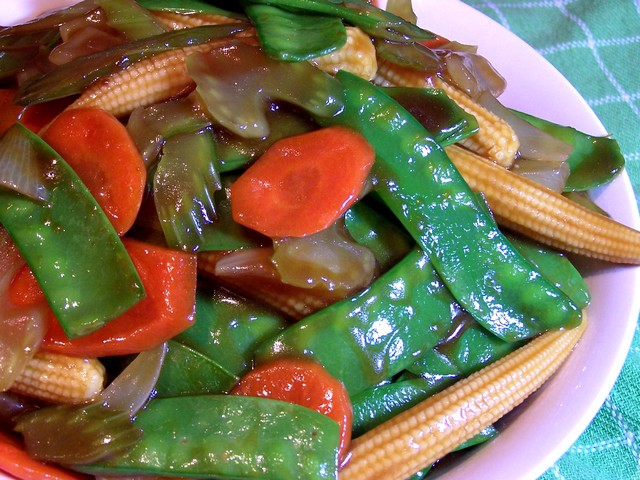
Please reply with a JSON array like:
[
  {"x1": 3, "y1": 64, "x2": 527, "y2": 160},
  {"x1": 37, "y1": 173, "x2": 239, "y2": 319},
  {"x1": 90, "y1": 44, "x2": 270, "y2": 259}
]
[
  {"x1": 506, "y1": 233, "x2": 590, "y2": 309},
  {"x1": 245, "y1": 3, "x2": 347, "y2": 62},
  {"x1": 241, "y1": 0, "x2": 435, "y2": 44},
  {"x1": 0, "y1": 124, "x2": 144, "y2": 338},
  {"x1": 137, "y1": 0, "x2": 245, "y2": 16},
  {"x1": 149, "y1": 287, "x2": 288, "y2": 397},
  {"x1": 78, "y1": 395, "x2": 340, "y2": 479},
  {"x1": 154, "y1": 340, "x2": 239, "y2": 397},
  {"x1": 175, "y1": 288, "x2": 288, "y2": 377},
  {"x1": 255, "y1": 246, "x2": 457, "y2": 396},
  {"x1": 344, "y1": 196, "x2": 414, "y2": 272},
  {"x1": 320, "y1": 71, "x2": 582, "y2": 342}
]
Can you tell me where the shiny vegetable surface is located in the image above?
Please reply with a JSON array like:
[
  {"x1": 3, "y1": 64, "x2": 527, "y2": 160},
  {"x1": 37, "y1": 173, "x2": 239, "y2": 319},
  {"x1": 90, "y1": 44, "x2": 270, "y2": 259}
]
[
  {"x1": 0, "y1": 0, "x2": 636, "y2": 479},
  {"x1": 320, "y1": 71, "x2": 582, "y2": 342},
  {"x1": 0, "y1": 123, "x2": 144, "y2": 338}
]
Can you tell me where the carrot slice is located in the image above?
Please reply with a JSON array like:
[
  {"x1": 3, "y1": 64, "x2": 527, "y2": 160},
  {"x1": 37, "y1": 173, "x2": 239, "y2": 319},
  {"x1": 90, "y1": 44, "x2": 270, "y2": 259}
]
[
  {"x1": 0, "y1": 89, "x2": 69, "y2": 136},
  {"x1": 231, "y1": 357, "x2": 353, "y2": 463},
  {"x1": 8, "y1": 264, "x2": 46, "y2": 307},
  {"x1": 41, "y1": 108, "x2": 146, "y2": 236},
  {"x1": 0, "y1": 430, "x2": 90, "y2": 480},
  {"x1": 230, "y1": 126, "x2": 375, "y2": 238},
  {"x1": 40, "y1": 238, "x2": 197, "y2": 357},
  {"x1": 0, "y1": 89, "x2": 25, "y2": 136}
]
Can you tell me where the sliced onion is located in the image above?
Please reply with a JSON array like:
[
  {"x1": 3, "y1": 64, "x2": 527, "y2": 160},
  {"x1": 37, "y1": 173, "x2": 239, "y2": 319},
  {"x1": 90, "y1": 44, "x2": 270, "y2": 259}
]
[
  {"x1": 11, "y1": 342, "x2": 164, "y2": 466},
  {"x1": 385, "y1": 0, "x2": 417, "y2": 23},
  {"x1": 439, "y1": 46, "x2": 507, "y2": 98},
  {"x1": 98, "y1": 342, "x2": 167, "y2": 416},
  {"x1": 477, "y1": 91, "x2": 574, "y2": 162},
  {"x1": 272, "y1": 222, "x2": 377, "y2": 295},
  {"x1": 512, "y1": 159, "x2": 570, "y2": 193},
  {"x1": 0, "y1": 124, "x2": 54, "y2": 203},
  {"x1": 0, "y1": 228, "x2": 49, "y2": 392},
  {"x1": 476, "y1": 91, "x2": 574, "y2": 191},
  {"x1": 14, "y1": 402, "x2": 142, "y2": 465},
  {"x1": 126, "y1": 97, "x2": 211, "y2": 167},
  {"x1": 49, "y1": 25, "x2": 125, "y2": 65}
]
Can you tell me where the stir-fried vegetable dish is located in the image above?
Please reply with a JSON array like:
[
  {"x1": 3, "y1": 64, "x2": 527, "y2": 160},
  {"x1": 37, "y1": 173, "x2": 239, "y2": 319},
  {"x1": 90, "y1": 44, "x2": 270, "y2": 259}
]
[{"x1": 0, "y1": 0, "x2": 637, "y2": 479}]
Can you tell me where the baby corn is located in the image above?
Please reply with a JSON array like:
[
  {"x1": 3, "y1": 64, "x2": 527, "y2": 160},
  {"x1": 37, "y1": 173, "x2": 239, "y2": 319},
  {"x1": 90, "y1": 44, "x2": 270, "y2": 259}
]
[
  {"x1": 341, "y1": 317, "x2": 587, "y2": 480},
  {"x1": 311, "y1": 27, "x2": 377, "y2": 81},
  {"x1": 152, "y1": 11, "x2": 242, "y2": 30},
  {"x1": 433, "y1": 78, "x2": 519, "y2": 168},
  {"x1": 10, "y1": 351, "x2": 105, "y2": 405},
  {"x1": 446, "y1": 145, "x2": 640, "y2": 264},
  {"x1": 374, "y1": 59, "x2": 519, "y2": 168},
  {"x1": 66, "y1": 42, "x2": 222, "y2": 117}
]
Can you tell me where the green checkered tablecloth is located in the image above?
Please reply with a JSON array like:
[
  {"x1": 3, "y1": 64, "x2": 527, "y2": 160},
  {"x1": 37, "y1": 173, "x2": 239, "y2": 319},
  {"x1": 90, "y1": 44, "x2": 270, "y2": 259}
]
[{"x1": 460, "y1": 1, "x2": 640, "y2": 478}]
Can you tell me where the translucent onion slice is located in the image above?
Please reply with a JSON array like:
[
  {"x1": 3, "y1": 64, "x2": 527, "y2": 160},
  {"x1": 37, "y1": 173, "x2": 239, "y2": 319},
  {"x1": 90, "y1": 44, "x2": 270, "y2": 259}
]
[
  {"x1": 439, "y1": 47, "x2": 506, "y2": 99},
  {"x1": 98, "y1": 342, "x2": 167, "y2": 416},
  {"x1": 14, "y1": 402, "x2": 142, "y2": 465},
  {"x1": 477, "y1": 91, "x2": 574, "y2": 191},
  {"x1": 272, "y1": 222, "x2": 377, "y2": 295},
  {"x1": 0, "y1": 123, "x2": 53, "y2": 202}
]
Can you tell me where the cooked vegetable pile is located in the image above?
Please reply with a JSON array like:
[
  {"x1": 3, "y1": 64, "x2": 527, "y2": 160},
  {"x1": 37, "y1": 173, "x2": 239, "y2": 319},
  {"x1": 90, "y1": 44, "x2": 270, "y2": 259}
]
[{"x1": 0, "y1": 0, "x2": 637, "y2": 479}]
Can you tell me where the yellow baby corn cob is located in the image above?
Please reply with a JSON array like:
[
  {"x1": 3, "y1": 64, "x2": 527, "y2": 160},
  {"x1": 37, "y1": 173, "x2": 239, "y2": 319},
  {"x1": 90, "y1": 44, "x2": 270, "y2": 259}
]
[
  {"x1": 66, "y1": 42, "x2": 221, "y2": 118},
  {"x1": 433, "y1": 77, "x2": 519, "y2": 168},
  {"x1": 152, "y1": 11, "x2": 242, "y2": 30},
  {"x1": 373, "y1": 59, "x2": 519, "y2": 168},
  {"x1": 311, "y1": 27, "x2": 377, "y2": 81},
  {"x1": 373, "y1": 57, "x2": 433, "y2": 88},
  {"x1": 341, "y1": 317, "x2": 587, "y2": 480},
  {"x1": 446, "y1": 144, "x2": 640, "y2": 264},
  {"x1": 10, "y1": 351, "x2": 105, "y2": 405}
]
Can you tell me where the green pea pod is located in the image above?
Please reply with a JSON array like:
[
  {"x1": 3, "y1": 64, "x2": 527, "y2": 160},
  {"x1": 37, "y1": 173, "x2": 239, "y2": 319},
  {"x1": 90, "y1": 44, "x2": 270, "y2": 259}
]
[
  {"x1": 137, "y1": 0, "x2": 245, "y2": 16},
  {"x1": 242, "y1": 0, "x2": 435, "y2": 43},
  {"x1": 154, "y1": 340, "x2": 239, "y2": 397},
  {"x1": 175, "y1": 289, "x2": 288, "y2": 377},
  {"x1": 77, "y1": 395, "x2": 340, "y2": 480},
  {"x1": 255, "y1": 247, "x2": 458, "y2": 396},
  {"x1": 507, "y1": 233, "x2": 590, "y2": 309},
  {"x1": 0, "y1": 123, "x2": 144, "y2": 338},
  {"x1": 513, "y1": 109, "x2": 624, "y2": 192},
  {"x1": 245, "y1": 3, "x2": 347, "y2": 62},
  {"x1": 154, "y1": 287, "x2": 288, "y2": 396},
  {"x1": 320, "y1": 71, "x2": 581, "y2": 342},
  {"x1": 344, "y1": 197, "x2": 414, "y2": 272},
  {"x1": 384, "y1": 87, "x2": 479, "y2": 146}
]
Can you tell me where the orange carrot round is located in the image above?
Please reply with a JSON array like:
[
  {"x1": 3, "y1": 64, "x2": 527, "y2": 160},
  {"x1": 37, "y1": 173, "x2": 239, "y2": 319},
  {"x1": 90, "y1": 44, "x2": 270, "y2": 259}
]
[
  {"x1": 41, "y1": 108, "x2": 146, "y2": 236},
  {"x1": 0, "y1": 89, "x2": 69, "y2": 136},
  {"x1": 231, "y1": 126, "x2": 375, "y2": 238},
  {"x1": 231, "y1": 357, "x2": 353, "y2": 464},
  {"x1": 8, "y1": 264, "x2": 46, "y2": 307}
]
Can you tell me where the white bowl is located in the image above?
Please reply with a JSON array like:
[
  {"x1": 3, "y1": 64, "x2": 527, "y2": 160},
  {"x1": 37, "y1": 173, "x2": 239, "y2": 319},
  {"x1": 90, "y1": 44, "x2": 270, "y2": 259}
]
[{"x1": 1, "y1": 2, "x2": 639, "y2": 480}]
